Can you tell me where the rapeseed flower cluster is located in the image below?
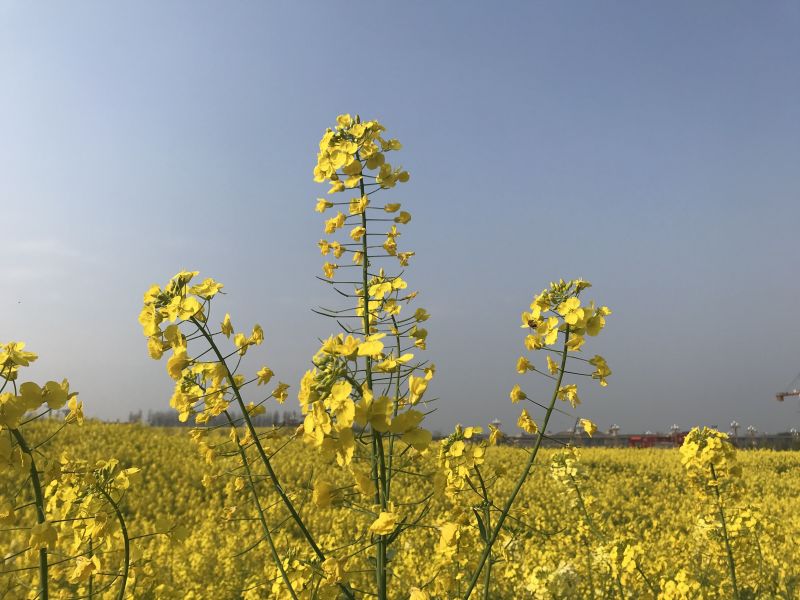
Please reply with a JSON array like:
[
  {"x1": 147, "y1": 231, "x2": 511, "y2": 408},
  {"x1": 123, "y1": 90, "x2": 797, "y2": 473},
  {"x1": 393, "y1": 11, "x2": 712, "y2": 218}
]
[
  {"x1": 1, "y1": 342, "x2": 141, "y2": 599},
  {"x1": 309, "y1": 115, "x2": 439, "y2": 597}
]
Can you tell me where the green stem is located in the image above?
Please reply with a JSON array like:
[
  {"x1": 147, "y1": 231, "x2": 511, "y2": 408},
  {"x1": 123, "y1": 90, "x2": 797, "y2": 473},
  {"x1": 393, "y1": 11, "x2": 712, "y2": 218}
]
[
  {"x1": 192, "y1": 318, "x2": 319, "y2": 553},
  {"x1": 0, "y1": 365, "x2": 12, "y2": 394},
  {"x1": 385, "y1": 315, "x2": 403, "y2": 500},
  {"x1": 88, "y1": 538, "x2": 93, "y2": 599},
  {"x1": 462, "y1": 327, "x2": 571, "y2": 600},
  {"x1": 358, "y1": 158, "x2": 388, "y2": 600},
  {"x1": 570, "y1": 472, "x2": 656, "y2": 596},
  {"x1": 615, "y1": 576, "x2": 625, "y2": 599},
  {"x1": 634, "y1": 563, "x2": 656, "y2": 596},
  {"x1": 11, "y1": 428, "x2": 48, "y2": 600},
  {"x1": 95, "y1": 486, "x2": 130, "y2": 600},
  {"x1": 370, "y1": 435, "x2": 381, "y2": 506},
  {"x1": 482, "y1": 548, "x2": 492, "y2": 600},
  {"x1": 710, "y1": 464, "x2": 740, "y2": 600},
  {"x1": 376, "y1": 435, "x2": 388, "y2": 507},
  {"x1": 190, "y1": 318, "x2": 355, "y2": 600},
  {"x1": 474, "y1": 466, "x2": 492, "y2": 600},
  {"x1": 571, "y1": 475, "x2": 603, "y2": 540},
  {"x1": 225, "y1": 412, "x2": 298, "y2": 600},
  {"x1": 753, "y1": 529, "x2": 765, "y2": 587}
]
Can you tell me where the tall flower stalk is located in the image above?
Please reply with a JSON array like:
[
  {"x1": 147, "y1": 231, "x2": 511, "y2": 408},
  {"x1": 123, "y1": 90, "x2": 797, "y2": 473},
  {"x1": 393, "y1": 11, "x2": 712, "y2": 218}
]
[
  {"x1": 457, "y1": 279, "x2": 612, "y2": 599},
  {"x1": 308, "y1": 114, "x2": 433, "y2": 599},
  {"x1": 139, "y1": 273, "x2": 357, "y2": 598}
]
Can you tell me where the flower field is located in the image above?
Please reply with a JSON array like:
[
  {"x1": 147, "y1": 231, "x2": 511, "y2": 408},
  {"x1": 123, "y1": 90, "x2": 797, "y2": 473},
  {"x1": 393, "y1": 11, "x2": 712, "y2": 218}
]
[
  {"x1": 3, "y1": 115, "x2": 799, "y2": 599},
  {"x1": 2, "y1": 421, "x2": 799, "y2": 599}
]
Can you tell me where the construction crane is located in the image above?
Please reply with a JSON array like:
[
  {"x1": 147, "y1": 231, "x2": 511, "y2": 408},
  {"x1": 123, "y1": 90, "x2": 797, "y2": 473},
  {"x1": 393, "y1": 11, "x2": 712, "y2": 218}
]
[{"x1": 776, "y1": 372, "x2": 800, "y2": 402}]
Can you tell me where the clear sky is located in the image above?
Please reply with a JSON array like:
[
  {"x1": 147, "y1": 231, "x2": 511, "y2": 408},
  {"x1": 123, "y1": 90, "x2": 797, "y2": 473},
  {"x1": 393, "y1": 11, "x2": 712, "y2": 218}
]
[{"x1": 2, "y1": 1, "x2": 799, "y2": 435}]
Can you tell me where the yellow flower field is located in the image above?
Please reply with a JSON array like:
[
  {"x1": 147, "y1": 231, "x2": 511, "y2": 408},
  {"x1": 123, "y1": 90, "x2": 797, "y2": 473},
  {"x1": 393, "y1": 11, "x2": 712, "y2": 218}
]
[
  {"x1": 3, "y1": 116, "x2": 799, "y2": 599},
  {"x1": 2, "y1": 421, "x2": 799, "y2": 599}
]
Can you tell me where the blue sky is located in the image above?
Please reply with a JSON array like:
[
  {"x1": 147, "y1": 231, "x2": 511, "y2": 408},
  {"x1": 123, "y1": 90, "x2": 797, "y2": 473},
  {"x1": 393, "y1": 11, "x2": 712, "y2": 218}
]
[{"x1": 1, "y1": 1, "x2": 799, "y2": 434}]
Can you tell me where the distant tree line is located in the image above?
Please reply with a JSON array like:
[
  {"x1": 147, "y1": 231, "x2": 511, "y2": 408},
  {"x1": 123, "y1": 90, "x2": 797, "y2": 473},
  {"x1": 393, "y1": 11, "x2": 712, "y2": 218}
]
[{"x1": 127, "y1": 409, "x2": 302, "y2": 428}]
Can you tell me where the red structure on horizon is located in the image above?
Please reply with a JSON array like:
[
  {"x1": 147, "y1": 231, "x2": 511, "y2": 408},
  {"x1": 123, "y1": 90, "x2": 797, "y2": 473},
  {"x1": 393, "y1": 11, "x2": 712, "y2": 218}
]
[{"x1": 627, "y1": 432, "x2": 687, "y2": 448}]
